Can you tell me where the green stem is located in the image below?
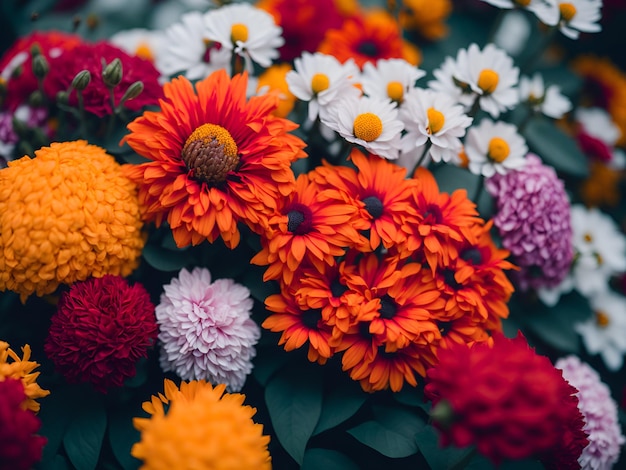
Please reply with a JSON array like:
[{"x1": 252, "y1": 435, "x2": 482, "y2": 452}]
[
  {"x1": 76, "y1": 90, "x2": 87, "y2": 138},
  {"x1": 409, "y1": 140, "x2": 433, "y2": 177},
  {"x1": 106, "y1": 87, "x2": 116, "y2": 138},
  {"x1": 472, "y1": 174, "x2": 484, "y2": 204},
  {"x1": 520, "y1": 25, "x2": 558, "y2": 74}
]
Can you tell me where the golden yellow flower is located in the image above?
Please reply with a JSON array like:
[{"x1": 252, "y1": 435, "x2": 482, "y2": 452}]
[
  {"x1": 132, "y1": 379, "x2": 271, "y2": 470},
  {"x1": 0, "y1": 341, "x2": 50, "y2": 413},
  {"x1": 580, "y1": 161, "x2": 624, "y2": 208},
  {"x1": 400, "y1": 0, "x2": 452, "y2": 41},
  {"x1": 0, "y1": 141, "x2": 145, "y2": 301},
  {"x1": 257, "y1": 63, "x2": 297, "y2": 118}
]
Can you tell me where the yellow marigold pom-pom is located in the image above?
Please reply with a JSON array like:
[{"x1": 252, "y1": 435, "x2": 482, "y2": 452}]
[
  {"x1": 132, "y1": 379, "x2": 272, "y2": 470},
  {"x1": 0, "y1": 141, "x2": 145, "y2": 301},
  {"x1": 0, "y1": 341, "x2": 50, "y2": 413}
]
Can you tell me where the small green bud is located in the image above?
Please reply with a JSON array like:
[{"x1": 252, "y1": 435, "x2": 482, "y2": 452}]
[
  {"x1": 56, "y1": 90, "x2": 69, "y2": 105},
  {"x1": 11, "y1": 117, "x2": 29, "y2": 138},
  {"x1": 119, "y1": 81, "x2": 144, "y2": 105},
  {"x1": 430, "y1": 399, "x2": 455, "y2": 430},
  {"x1": 102, "y1": 58, "x2": 123, "y2": 88},
  {"x1": 32, "y1": 54, "x2": 49, "y2": 79},
  {"x1": 28, "y1": 90, "x2": 44, "y2": 107},
  {"x1": 71, "y1": 70, "x2": 91, "y2": 91},
  {"x1": 30, "y1": 43, "x2": 42, "y2": 57}
]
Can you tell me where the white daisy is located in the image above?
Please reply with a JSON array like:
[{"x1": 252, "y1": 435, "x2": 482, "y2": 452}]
[
  {"x1": 465, "y1": 119, "x2": 528, "y2": 177},
  {"x1": 399, "y1": 88, "x2": 473, "y2": 165},
  {"x1": 575, "y1": 291, "x2": 626, "y2": 371},
  {"x1": 204, "y1": 3, "x2": 284, "y2": 73},
  {"x1": 156, "y1": 11, "x2": 231, "y2": 80},
  {"x1": 360, "y1": 58, "x2": 425, "y2": 108},
  {"x1": 519, "y1": 73, "x2": 572, "y2": 118},
  {"x1": 429, "y1": 56, "x2": 476, "y2": 109},
  {"x1": 557, "y1": 0, "x2": 602, "y2": 40},
  {"x1": 493, "y1": 10, "x2": 532, "y2": 56},
  {"x1": 321, "y1": 95, "x2": 404, "y2": 160},
  {"x1": 576, "y1": 107, "x2": 621, "y2": 147},
  {"x1": 286, "y1": 52, "x2": 360, "y2": 122},
  {"x1": 431, "y1": 43, "x2": 520, "y2": 118},
  {"x1": 480, "y1": 0, "x2": 559, "y2": 25},
  {"x1": 110, "y1": 28, "x2": 166, "y2": 65}
]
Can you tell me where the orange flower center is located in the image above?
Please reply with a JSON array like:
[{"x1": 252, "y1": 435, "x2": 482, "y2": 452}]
[
  {"x1": 583, "y1": 232, "x2": 593, "y2": 243},
  {"x1": 514, "y1": 0, "x2": 531, "y2": 6},
  {"x1": 559, "y1": 3, "x2": 577, "y2": 22},
  {"x1": 477, "y1": 69, "x2": 499, "y2": 94},
  {"x1": 231, "y1": 23, "x2": 249, "y2": 43},
  {"x1": 353, "y1": 113, "x2": 383, "y2": 142},
  {"x1": 182, "y1": 124, "x2": 239, "y2": 184},
  {"x1": 135, "y1": 42, "x2": 154, "y2": 62},
  {"x1": 427, "y1": 107, "x2": 445, "y2": 134},
  {"x1": 311, "y1": 73, "x2": 330, "y2": 95},
  {"x1": 386, "y1": 81, "x2": 404, "y2": 102},
  {"x1": 595, "y1": 310, "x2": 610, "y2": 328},
  {"x1": 488, "y1": 137, "x2": 510, "y2": 163}
]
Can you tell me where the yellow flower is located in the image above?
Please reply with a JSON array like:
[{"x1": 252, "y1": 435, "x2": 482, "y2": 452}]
[
  {"x1": 0, "y1": 341, "x2": 50, "y2": 413},
  {"x1": 400, "y1": 0, "x2": 452, "y2": 41},
  {"x1": 257, "y1": 63, "x2": 297, "y2": 118},
  {"x1": 132, "y1": 379, "x2": 271, "y2": 470},
  {"x1": 0, "y1": 141, "x2": 145, "y2": 301}
]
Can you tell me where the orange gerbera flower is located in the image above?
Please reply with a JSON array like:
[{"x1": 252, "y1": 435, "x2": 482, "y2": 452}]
[
  {"x1": 122, "y1": 70, "x2": 306, "y2": 249},
  {"x1": 263, "y1": 288, "x2": 334, "y2": 364},
  {"x1": 318, "y1": 9, "x2": 421, "y2": 69},
  {"x1": 400, "y1": 167, "x2": 484, "y2": 271},
  {"x1": 309, "y1": 150, "x2": 418, "y2": 251},
  {"x1": 250, "y1": 173, "x2": 366, "y2": 285}
]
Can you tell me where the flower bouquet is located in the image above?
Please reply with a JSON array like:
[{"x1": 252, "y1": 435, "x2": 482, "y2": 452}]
[{"x1": 0, "y1": 0, "x2": 625, "y2": 468}]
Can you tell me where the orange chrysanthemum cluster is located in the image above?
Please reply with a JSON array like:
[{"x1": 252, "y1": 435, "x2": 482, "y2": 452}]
[
  {"x1": 253, "y1": 150, "x2": 515, "y2": 392},
  {"x1": 0, "y1": 341, "x2": 49, "y2": 413},
  {"x1": 399, "y1": 0, "x2": 452, "y2": 41},
  {"x1": 0, "y1": 141, "x2": 145, "y2": 300}
]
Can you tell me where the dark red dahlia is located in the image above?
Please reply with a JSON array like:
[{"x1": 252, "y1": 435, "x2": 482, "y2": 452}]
[
  {"x1": 424, "y1": 333, "x2": 588, "y2": 466},
  {"x1": 44, "y1": 41, "x2": 163, "y2": 117},
  {"x1": 0, "y1": 378, "x2": 46, "y2": 470},
  {"x1": 44, "y1": 275, "x2": 158, "y2": 392},
  {"x1": 0, "y1": 31, "x2": 83, "y2": 111}
]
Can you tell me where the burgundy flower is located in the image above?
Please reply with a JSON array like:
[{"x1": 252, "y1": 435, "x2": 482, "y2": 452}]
[
  {"x1": 44, "y1": 41, "x2": 163, "y2": 117},
  {"x1": 44, "y1": 275, "x2": 157, "y2": 392},
  {"x1": 0, "y1": 378, "x2": 46, "y2": 470}
]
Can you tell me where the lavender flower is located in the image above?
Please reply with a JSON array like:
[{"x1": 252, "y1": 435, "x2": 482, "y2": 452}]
[
  {"x1": 485, "y1": 153, "x2": 573, "y2": 291},
  {"x1": 156, "y1": 267, "x2": 260, "y2": 392},
  {"x1": 556, "y1": 355, "x2": 626, "y2": 470}
]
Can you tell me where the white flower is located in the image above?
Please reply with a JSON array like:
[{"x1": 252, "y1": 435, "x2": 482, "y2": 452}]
[
  {"x1": 321, "y1": 95, "x2": 404, "y2": 160},
  {"x1": 570, "y1": 204, "x2": 626, "y2": 298},
  {"x1": 576, "y1": 107, "x2": 621, "y2": 147},
  {"x1": 110, "y1": 28, "x2": 166, "y2": 65},
  {"x1": 575, "y1": 291, "x2": 626, "y2": 371},
  {"x1": 493, "y1": 10, "x2": 533, "y2": 56},
  {"x1": 204, "y1": 3, "x2": 284, "y2": 72},
  {"x1": 430, "y1": 43, "x2": 519, "y2": 118},
  {"x1": 519, "y1": 73, "x2": 572, "y2": 118},
  {"x1": 557, "y1": 0, "x2": 602, "y2": 40},
  {"x1": 399, "y1": 88, "x2": 473, "y2": 164},
  {"x1": 481, "y1": 0, "x2": 559, "y2": 25},
  {"x1": 156, "y1": 267, "x2": 261, "y2": 392},
  {"x1": 465, "y1": 119, "x2": 528, "y2": 177},
  {"x1": 360, "y1": 58, "x2": 425, "y2": 108},
  {"x1": 286, "y1": 52, "x2": 360, "y2": 122},
  {"x1": 156, "y1": 11, "x2": 231, "y2": 80}
]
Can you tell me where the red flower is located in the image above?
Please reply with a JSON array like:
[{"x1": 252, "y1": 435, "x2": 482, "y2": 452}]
[
  {"x1": 44, "y1": 41, "x2": 163, "y2": 117},
  {"x1": 0, "y1": 378, "x2": 46, "y2": 470},
  {"x1": 44, "y1": 275, "x2": 157, "y2": 392},
  {"x1": 425, "y1": 333, "x2": 588, "y2": 467},
  {"x1": 0, "y1": 31, "x2": 83, "y2": 110}
]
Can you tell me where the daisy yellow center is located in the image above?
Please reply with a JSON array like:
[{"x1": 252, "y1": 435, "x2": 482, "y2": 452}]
[
  {"x1": 386, "y1": 81, "x2": 404, "y2": 102},
  {"x1": 427, "y1": 107, "x2": 445, "y2": 134},
  {"x1": 182, "y1": 123, "x2": 239, "y2": 184},
  {"x1": 477, "y1": 69, "x2": 499, "y2": 94},
  {"x1": 353, "y1": 113, "x2": 383, "y2": 142},
  {"x1": 583, "y1": 233, "x2": 593, "y2": 243},
  {"x1": 595, "y1": 310, "x2": 610, "y2": 328},
  {"x1": 488, "y1": 137, "x2": 510, "y2": 163},
  {"x1": 559, "y1": 3, "x2": 577, "y2": 21},
  {"x1": 311, "y1": 73, "x2": 330, "y2": 95},
  {"x1": 231, "y1": 23, "x2": 249, "y2": 43},
  {"x1": 135, "y1": 42, "x2": 154, "y2": 62}
]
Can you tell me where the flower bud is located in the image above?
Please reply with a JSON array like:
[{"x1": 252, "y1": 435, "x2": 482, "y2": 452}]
[
  {"x1": 12, "y1": 117, "x2": 29, "y2": 138},
  {"x1": 71, "y1": 70, "x2": 91, "y2": 91},
  {"x1": 56, "y1": 91, "x2": 69, "y2": 105},
  {"x1": 430, "y1": 399, "x2": 454, "y2": 430},
  {"x1": 32, "y1": 54, "x2": 49, "y2": 79},
  {"x1": 30, "y1": 44, "x2": 42, "y2": 57},
  {"x1": 28, "y1": 90, "x2": 45, "y2": 107},
  {"x1": 119, "y1": 81, "x2": 144, "y2": 105},
  {"x1": 102, "y1": 58, "x2": 123, "y2": 88}
]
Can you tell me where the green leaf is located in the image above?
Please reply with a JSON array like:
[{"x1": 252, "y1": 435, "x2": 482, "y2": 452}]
[
  {"x1": 415, "y1": 424, "x2": 475, "y2": 470},
  {"x1": 63, "y1": 397, "x2": 107, "y2": 470},
  {"x1": 241, "y1": 266, "x2": 279, "y2": 302},
  {"x1": 522, "y1": 117, "x2": 589, "y2": 177},
  {"x1": 108, "y1": 406, "x2": 141, "y2": 470},
  {"x1": 301, "y1": 448, "x2": 360, "y2": 470},
  {"x1": 313, "y1": 378, "x2": 367, "y2": 435},
  {"x1": 347, "y1": 406, "x2": 425, "y2": 458},
  {"x1": 142, "y1": 243, "x2": 192, "y2": 272},
  {"x1": 252, "y1": 345, "x2": 291, "y2": 386},
  {"x1": 264, "y1": 363, "x2": 323, "y2": 464},
  {"x1": 393, "y1": 386, "x2": 429, "y2": 411}
]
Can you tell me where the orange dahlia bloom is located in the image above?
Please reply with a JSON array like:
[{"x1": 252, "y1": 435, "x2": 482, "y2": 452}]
[
  {"x1": 122, "y1": 70, "x2": 307, "y2": 249},
  {"x1": 318, "y1": 9, "x2": 421, "y2": 69},
  {"x1": 580, "y1": 160, "x2": 623, "y2": 208},
  {"x1": 0, "y1": 341, "x2": 49, "y2": 413},
  {"x1": 399, "y1": 0, "x2": 452, "y2": 41},
  {"x1": 250, "y1": 173, "x2": 366, "y2": 285},
  {"x1": 133, "y1": 379, "x2": 271, "y2": 470},
  {"x1": 0, "y1": 141, "x2": 145, "y2": 300},
  {"x1": 309, "y1": 150, "x2": 417, "y2": 251}
]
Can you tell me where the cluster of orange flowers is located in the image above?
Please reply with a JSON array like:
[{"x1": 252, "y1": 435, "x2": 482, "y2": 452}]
[{"x1": 252, "y1": 149, "x2": 515, "y2": 392}]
